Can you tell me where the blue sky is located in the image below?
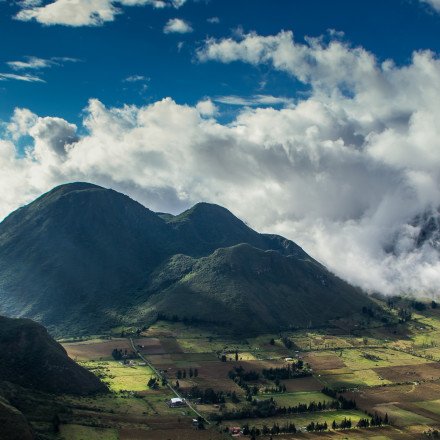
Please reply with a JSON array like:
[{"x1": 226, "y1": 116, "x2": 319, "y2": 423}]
[
  {"x1": 2, "y1": 0, "x2": 440, "y2": 296},
  {"x1": 1, "y1": 0, "x2": 440, "y2": 124}
]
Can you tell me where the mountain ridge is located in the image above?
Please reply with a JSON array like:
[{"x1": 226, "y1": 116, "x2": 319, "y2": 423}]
[{"x1": 0, "y1": 182, "x2": 375, "y2": 335}]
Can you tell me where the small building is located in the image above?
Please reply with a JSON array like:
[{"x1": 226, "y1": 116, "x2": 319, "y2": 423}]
[
  {"x1": 230, "y1": 427, "x2": 241, "y2": 436},
  {"x1": 168, "y1": 397, "x2": 186, "y2": 407}
]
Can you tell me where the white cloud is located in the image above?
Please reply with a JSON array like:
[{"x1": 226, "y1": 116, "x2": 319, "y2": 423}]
[
  {"x1": 214, "y1": 94, "x2": 294, "y2": 107},
  {"x1": 7, "y1": 56, "x2": 52, "y2": 70},
  {"x1": 7, "y1": 108, "x2": 38, "y2": 141},
  {"x1": 196, "y1": 99, "x2": 218, "y2": 117},
  {"x1": 163, "y1": 18, "x2": 193, "y2": 34},
  {"x1": 6, "y1": 56, "x2": 79, "y2": 70},
  {"x1": 16, "y1": 0, "x2": 119, "y2": 26},
  {"x1": 0, "y1": 73, "x2": 45, "y2": 82},
  {"x1": 30, "y1": 117, "x2": 78, "y2": 158},
  {"x1": 421, "y1": 0, "x2": 440, "y2": 12},
  {"x1": 207, "y1": 16, "x2": 219, "y2": 24},
  {"x1": 15, "y1": 0, "x2": 182, "y2": 26},
  {"x1": 123, "y1": 74, "x2": 149, "y2": 82},
  {"x1": 3, "y1": 31, "x2": 440, "y2": 298}
]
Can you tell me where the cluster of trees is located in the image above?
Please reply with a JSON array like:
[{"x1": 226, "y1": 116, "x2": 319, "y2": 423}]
[
  {"x1": 210, "y1": 398, "x2": 277, "y2": 421},
  {"x1": 398, "y1": 308, "x2": 412, "y2": 323},
  {"x1": 281, "y1": 336, "x2": 294, "y2": 349},
  {"x1": 261, "y1": 363, "x2": 309, "y2": 381},
  {"x1": 363, "y1": 353, "x2": 382, "y2": 362},
  {"x1": 361, "y1": 306, "x2": 389, "y2": 324},
  {"x1": 211, "y1": 395, "x2": 355, "y2": 421},
  {"x1": 175, "y1": 368, "x2": 198, "y2": 379},
  {"x1": 321, "y1": 386, "x2": 337, "y2": 398},
  {"x1": 111, "y1": 348, "x2": 137, "y2": 360},
  {"x1": 228, "y1": 366, "x2": 260, "y2": 399},
  {"x1": 278, "y1": 399, "x2": 343, "y2": 414},
  {"x1": 183, "y1": 386, "x2": 226, "y2": 404},
  {"x1": 321, "y1": 387, "x2": 357, "y2": 410},
  {"x1": 229, "y1": 366, "x2": 260, "y2": 381},
  {"x1": 220, "y1": 351, "x2": 239, "y2": 362},
  {"x1": 306, "y1": 421, "x2": 328, "y2": 432},
  {"x1": 331, "y1": 417, "x2": 352, "y2": 429},
  {"x1": 147, "y1": 377, "x2": 159, "y2": 389},
  {"x1": 224, "y1": 412, "x2": 390, "y2": 436},
  {"x1": 261, "y1": 383, "x2": 287, "y2": 394},
  {"x1": 357, "y1": 412, "x2": 388, "y2": 427},
  {"x1": 238, "y1": 422, "x2": 297, "y2": 437}
]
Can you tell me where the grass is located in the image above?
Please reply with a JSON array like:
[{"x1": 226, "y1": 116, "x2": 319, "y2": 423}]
[
  {"x1": 80, "y1": 360, "x2": 156, "y2": 392},
  {"x1": 261, "y1": 391, "x2": 336, "y2": 407},
  {"x1": 415, "y1": 399, "x2": 440, "y2": 416},
  {"x1": 224, "y1": 409, "x2": 366, "y2": 429},
  {"x1": 373, "y1": 404, "x2": 434, "y2": 426},
  {"x1": 60, "y1": 424, "x2": 118, "y2": 440}
]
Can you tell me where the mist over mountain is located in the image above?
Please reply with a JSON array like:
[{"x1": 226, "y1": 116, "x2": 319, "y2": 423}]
[{"x1": 0, "y1": 182, "x2": 374, "y2": 335}]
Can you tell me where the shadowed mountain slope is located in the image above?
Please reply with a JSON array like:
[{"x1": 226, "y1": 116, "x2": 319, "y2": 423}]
[
  {"x1": 142, "y1": 243, "x2": 371, "y2": 332},
  {"x1": 0, "y1": 315, "x2": 107, "y2": 395},
  {"x1": 0, "y1": 182, "x2": 375, "y2": 335}
]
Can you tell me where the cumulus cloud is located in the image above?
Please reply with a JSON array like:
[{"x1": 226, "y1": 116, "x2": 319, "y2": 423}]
[
  {"x1": 30, "y1": 117, "x2": 78, "y2": 158},
  {"x1": 196, "y1": 99, "x2": 218, "y2": 116},
  {"x1": 2, "y1": 31, "x2": 440, "y2": 298},
  {"x1": 163, "y1": 17, "x2": 193, "y2": 33},
  {"x1": 15, "y1": 0, "x2": 184, "y2": 26}
]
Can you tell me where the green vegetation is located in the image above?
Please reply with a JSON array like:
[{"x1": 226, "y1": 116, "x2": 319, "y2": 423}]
[
  {"x1": 80, "y1": 360, "x2": 156, "y2": 392},
  {"x1": 59, "y1": 425, "x2": 118, "y2": 440},
  {"x1": 0, "y1": 182, "x2": 377, "y2": 336}
]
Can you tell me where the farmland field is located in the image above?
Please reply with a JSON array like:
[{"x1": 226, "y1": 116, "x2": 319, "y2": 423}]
[{"x1": 57, "y1": 300, "x2": 440, "y2": 439}]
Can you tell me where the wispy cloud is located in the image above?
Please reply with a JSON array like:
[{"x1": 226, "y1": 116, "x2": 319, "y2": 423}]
[
  {"x1": 207, "y1": 16, "x2": 219, "y2": 24},
  {"x1": 163, "y1": 18, "x2": 193, "y2": 34},
  {"x1": 7, "y1": 56, "x2": 80, "y2": 71},
  {"x1": 214, "y1": 94, "x2": 294, "y2": 106},
  {"x1": 123, "y1": 75, "x2": 149, "y2": 82},
  {"x1": 0, "y1": 73, "x2": 45, "y2": 82}
]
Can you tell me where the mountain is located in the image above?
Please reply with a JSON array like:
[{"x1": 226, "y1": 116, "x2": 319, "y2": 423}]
[
  {"x1": 143, "y1": 244, "x2": 372, "y2": 332},
  {"x1": 0, "y1": 396, "x2": 34, "y2": 440},
  {"x1": 0, "y1": 315, "x2": 107, "y2": 395},
  {"x1": 0, "y1": 315, "x2": 107, "y2": 439},
  {"x1": 0, "y1": 182, "x2": 375, "y2": 335}
]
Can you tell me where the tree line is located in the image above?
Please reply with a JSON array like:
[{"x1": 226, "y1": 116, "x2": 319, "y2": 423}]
[{"x1": 175, "y1": 368, "x2": 198, "y2": 379}]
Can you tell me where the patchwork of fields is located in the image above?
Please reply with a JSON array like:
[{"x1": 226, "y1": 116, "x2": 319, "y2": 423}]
[{"x1": 58, "y1": 305, "x2": 440, "y2": 439}]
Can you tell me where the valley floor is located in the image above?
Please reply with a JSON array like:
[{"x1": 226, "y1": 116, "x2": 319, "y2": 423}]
[{"x1": 53, "y1": 302, "x2": 440, "y2": 440}]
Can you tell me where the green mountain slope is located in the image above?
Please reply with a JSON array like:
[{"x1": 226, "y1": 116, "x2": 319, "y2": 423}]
[
  {"x1": 0, "y1": 182, "x2": 376, "y2": 335},
  {"x1": 142, "y1": 244, "x2": 373, "y2": 333}
]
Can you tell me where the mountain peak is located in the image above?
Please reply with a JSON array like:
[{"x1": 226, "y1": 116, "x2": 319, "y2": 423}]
[
  {"x1": 50, "y1": 181, "x2": 103, "y2": 192},
  {"x1": 171, "y1": 202, "x2": 236, "y2": 222}
]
